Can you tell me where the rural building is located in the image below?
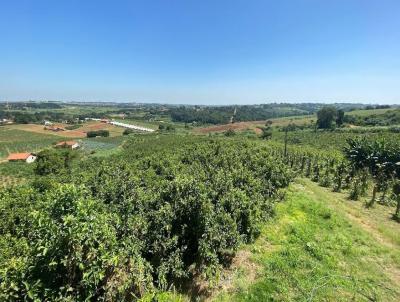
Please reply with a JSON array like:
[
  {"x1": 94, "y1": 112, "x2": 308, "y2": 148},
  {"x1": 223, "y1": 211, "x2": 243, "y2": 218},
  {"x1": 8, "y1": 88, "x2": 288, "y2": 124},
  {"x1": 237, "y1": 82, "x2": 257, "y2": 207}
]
[
  {"x1": 7, "y1": 153, "x2": 37, "y2": 163},
  {"x1": 55, "y1": 141, "x2": 80, "y2": 149},
  {"x1": 44, "y1": 125, "x2": 65, "y2": 132},
  {"x1": 109, "y1": 120, "x2": 155, "y2": 132},
  {"x1": 0, "y1": 118, "x2": 12, "y2": 125}
]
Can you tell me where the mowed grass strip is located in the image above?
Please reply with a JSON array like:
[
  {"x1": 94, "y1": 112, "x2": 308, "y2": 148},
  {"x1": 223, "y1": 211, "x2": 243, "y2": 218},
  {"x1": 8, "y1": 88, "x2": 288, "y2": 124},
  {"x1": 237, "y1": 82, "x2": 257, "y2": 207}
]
[{"x1": 214, "y1": 179, "x2": 400, "y2": 302}]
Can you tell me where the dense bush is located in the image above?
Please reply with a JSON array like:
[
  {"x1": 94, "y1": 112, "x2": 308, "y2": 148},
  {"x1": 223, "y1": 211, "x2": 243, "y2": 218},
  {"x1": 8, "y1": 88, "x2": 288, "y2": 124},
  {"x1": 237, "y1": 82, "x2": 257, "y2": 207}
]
[
  {"x1": 65, "y1": 124, "x2": 82, "y2": 130},
  {"x1": 34, "y1": 149, "x2": 79, "y2": 176},
  {"x1": 344, "y1": 108, "x2": 400, "y2": 127},
  {"x1": 123, "y1": 128, "x2": 135, "y2": 135},
  {"x1": 86, "y1": 130, "x2": 110, "y2": 138},
  {"x1": 0, "y1": 138, "x2": 293, "y2": 300}
]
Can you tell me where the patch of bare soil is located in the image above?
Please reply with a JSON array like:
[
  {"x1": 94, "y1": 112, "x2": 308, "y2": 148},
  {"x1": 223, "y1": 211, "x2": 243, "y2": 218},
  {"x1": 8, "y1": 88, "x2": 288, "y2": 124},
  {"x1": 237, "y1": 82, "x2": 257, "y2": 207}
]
[
  {"x1": 195, "y1": 121, "x2": 265, "y2": 134},
  {"x1": 183, "y1": 250, "x2": 261, "y2": 301},
  {"x1": 8, "y1": 123, "x2": 86, "y2": 138}
]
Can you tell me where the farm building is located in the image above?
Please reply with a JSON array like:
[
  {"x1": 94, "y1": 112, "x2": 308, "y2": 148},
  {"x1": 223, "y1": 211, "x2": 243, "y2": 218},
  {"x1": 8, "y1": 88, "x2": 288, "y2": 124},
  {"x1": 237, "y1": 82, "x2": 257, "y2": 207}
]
[
  {"x1": 45, "y1": 125, "x2": 65, "y2": 132},
  {"x1": 109, "y1": 120, "x2": 155, "y2": 132},
  {"x1": 55, "y1": 141, "x2": 80, "y2": 149},
  {"x1": 0, "y1": 118, "x2": 12, "y2": 125},
  {"x1": 7, "y1": 153, "x2": 37, "y2": 163}
]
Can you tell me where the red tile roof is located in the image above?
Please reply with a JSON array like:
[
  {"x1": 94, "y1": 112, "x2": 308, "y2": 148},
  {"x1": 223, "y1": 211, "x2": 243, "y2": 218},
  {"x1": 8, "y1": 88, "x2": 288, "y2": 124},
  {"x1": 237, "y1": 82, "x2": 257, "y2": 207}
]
[
  {"x1": 7, "y1": 153, "x2": 32, "y2": 160},
  {"x1": 56, "y1": 141, "x2": 78, "y2": 146}
]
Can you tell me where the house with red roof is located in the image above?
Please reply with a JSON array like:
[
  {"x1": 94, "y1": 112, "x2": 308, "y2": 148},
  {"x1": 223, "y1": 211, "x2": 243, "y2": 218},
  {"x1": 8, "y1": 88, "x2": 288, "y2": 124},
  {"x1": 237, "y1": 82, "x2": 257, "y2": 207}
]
[
  {"x1": 55, "y1": 141, "x2": 80, "y2": 149},
  {"x1": 7, "y1": 153, "x2": 37, "y2": 163}
]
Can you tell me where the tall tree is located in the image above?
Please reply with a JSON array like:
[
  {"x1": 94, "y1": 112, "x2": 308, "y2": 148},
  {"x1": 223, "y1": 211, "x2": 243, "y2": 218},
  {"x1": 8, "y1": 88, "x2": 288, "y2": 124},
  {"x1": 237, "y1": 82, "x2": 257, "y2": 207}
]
[
  {"x1": 317, "y1": 106, "x2": 337, "y2": 129},
  {"x1": 336, "y1": 109, "x2": 345, "y2": 127}
]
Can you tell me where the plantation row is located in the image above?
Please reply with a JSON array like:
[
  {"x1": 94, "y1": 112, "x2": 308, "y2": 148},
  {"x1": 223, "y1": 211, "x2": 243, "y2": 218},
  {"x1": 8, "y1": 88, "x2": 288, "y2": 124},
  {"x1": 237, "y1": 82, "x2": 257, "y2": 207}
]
[
  {"x1": 274, "y1": 137, "x2": 400, "y2": 219},
  {"x1": 0, "y1": 138, "x2": 293, "y2": 301}
]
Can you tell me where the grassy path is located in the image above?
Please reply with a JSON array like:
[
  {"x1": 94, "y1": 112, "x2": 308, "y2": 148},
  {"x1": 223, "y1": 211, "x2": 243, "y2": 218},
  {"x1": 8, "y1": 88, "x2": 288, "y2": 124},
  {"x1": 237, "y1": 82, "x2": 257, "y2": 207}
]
[{"x1": 212, "y1": 178, "x2": 400, "y2": 302}]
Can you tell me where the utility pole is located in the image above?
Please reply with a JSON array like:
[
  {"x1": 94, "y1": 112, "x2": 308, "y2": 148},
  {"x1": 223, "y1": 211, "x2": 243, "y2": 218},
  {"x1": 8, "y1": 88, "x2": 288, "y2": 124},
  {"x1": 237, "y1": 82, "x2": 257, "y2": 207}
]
[{"x1": 284, "y1": 126, "x2": 288, "y2": 158}]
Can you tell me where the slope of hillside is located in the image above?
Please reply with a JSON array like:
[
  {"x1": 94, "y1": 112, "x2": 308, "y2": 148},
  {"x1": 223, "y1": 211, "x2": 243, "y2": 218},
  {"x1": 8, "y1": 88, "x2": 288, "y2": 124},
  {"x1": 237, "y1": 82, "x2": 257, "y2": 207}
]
[{"x1": 211, "y1": 178, "x2": 400, "y2": 301}]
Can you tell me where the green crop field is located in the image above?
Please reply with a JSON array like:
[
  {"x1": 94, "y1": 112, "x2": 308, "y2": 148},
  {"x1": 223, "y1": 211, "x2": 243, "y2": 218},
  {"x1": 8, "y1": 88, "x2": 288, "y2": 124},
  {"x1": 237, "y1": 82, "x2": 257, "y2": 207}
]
[
  {"x1": 271, "y1": 128, "x2": 400, "y2": 151},
  {"x1": 346, "y1": 108, "x2": 397, "y2": 117},
  {"x1": 0, "y1": 127, "x2": 59, "y2": 159}
]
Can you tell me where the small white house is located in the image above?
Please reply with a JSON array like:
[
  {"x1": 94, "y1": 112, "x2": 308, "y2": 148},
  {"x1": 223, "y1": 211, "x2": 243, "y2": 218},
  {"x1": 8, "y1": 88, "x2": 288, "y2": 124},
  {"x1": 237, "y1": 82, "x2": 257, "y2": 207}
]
[
  {"x1": 0, "y1": 118, "x2": 12, "y2": 125},
  {"x1": 7, "y1": 153, "x2": 37, "y2": 163}
]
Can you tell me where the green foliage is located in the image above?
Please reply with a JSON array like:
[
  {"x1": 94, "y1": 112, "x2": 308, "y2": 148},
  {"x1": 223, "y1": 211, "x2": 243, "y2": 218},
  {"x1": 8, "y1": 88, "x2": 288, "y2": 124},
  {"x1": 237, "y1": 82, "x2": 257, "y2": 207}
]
[
  {"x1": 344, "y1": 137, "x2": 400, "y2": 179},
  {"x1": 0, "y1": 127, "x2": 58, "y2": 159},
  {"x1": 65, "y1": 124, "x2": 82, "y2": 130},
  {"x1": 123, "y1": 128, "x2": 135, "y2": 135},
  {"x1": 86, "y1": 130, "x2": 110, "y2": 138},
  {"x1": 224, "y1": 129, "x2": 236, "y2": 137},
  {"x1": 260, "y1": 126, "x2": 272, "y2": 140},
  {"x1": 344, "y1": 138, "x2": 400, "y2": 205},
  {"x1": 271, "y1": 128, "x2": 400, "y2": 152},
  {"x1": 393, "y1": 181, "x2": 400, "y2": 221},
  {"x1": 0, "y1": 138, "x2": 293, "y2": 300},
  {"x1": 344, "y1": 108, "x2": 400, "y2": 126},
  {"x1": 159, "y1": 124, "x2": 175, "y2": 132},
  {"x1": 217, "y1": 180, "x2": 400, "y2": 301},
  {"x1": 170, "y1": 104, "x2": 323, "y2": 125},
  {"x1": 317, "y1": 106, "x2": 337, "y2": 129},
  {"x1": 34, "y1": 149, "x2": 79, "y2": 176},
  {"x1": 336, "y1": 109, "x2": 345, "y2": 127},
  {"x1": 34, "y1": 149, "x2": 65, "y2": 175}
]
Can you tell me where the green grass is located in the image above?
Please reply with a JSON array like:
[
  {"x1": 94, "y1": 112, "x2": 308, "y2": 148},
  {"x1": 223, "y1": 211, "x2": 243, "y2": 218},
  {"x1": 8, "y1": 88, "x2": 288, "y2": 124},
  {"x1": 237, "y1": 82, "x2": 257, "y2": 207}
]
[
  {"x1": 0, "y1": 162, "x2": 34, "y2": 187},
  {"x1": 346, "y1": 108, "x2": 396, "y2": 117},
  {"x1": 79, "y1": 136, "x2": 129, "y2": 157},
  {"x1": 213, "y1": 179, "x2": 400, "y2": 302},
  {"x1": 271, "y1": 129, "x2": 400, "y2": 151},
  {"x1": 268, "y1": 114, "x2": 315, "y2": 127},
  {"x1": 0, "y1": 127, "x2": 59, "y2": 158}
]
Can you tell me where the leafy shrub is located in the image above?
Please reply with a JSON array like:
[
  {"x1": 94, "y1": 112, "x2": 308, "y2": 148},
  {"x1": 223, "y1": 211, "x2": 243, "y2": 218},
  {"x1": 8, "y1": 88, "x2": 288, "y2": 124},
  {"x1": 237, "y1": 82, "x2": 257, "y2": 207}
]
[
  {"x1": 224, "y1": 129, "x2": 235, "y2": 137},
  {"x1": 34, "y1": 149, "x2": 78, "y2": 176},
  {"x1": 65, "y1": 124, "x2": 82, "y2": 130},
  {"x1": 86, "y1": 130, "x2": 110, "y2": 138},
  {"x1": 0, "y1": 138, "x2": 293, "y2": 300},
  {"x1": 123, "y1": 128, "x2": 135, "y2": 135}
]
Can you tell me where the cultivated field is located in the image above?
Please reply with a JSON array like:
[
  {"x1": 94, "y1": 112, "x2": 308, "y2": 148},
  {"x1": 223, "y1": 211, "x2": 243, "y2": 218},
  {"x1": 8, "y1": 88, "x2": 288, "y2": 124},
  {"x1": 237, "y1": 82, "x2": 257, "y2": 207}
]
[
  {"x1": 347, "y1": 107, "x2": 397, "y2": 116},
  {"x1": 194, "y1": 115, "x2": 314, "y2": 134},
  {"x1": 4, "y1": 121, "x2": 125, "y2": 138},
  {"x1": 0, "y1": 127, "x2": 59, "y2": 159}
]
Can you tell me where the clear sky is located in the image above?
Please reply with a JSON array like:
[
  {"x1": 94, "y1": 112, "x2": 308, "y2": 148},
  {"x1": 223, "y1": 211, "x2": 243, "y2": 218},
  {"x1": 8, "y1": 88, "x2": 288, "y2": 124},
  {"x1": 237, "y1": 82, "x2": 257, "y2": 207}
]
[{"x1": 1, "y1": 0, "x2": 399, "y2": 104}]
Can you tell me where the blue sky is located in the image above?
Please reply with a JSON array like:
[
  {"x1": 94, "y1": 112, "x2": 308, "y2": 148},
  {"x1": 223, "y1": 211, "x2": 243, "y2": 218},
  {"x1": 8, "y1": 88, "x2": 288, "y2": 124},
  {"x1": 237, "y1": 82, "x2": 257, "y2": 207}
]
[{"x1": 0, "y1": 0, "x2": 399, "y2": 104}]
